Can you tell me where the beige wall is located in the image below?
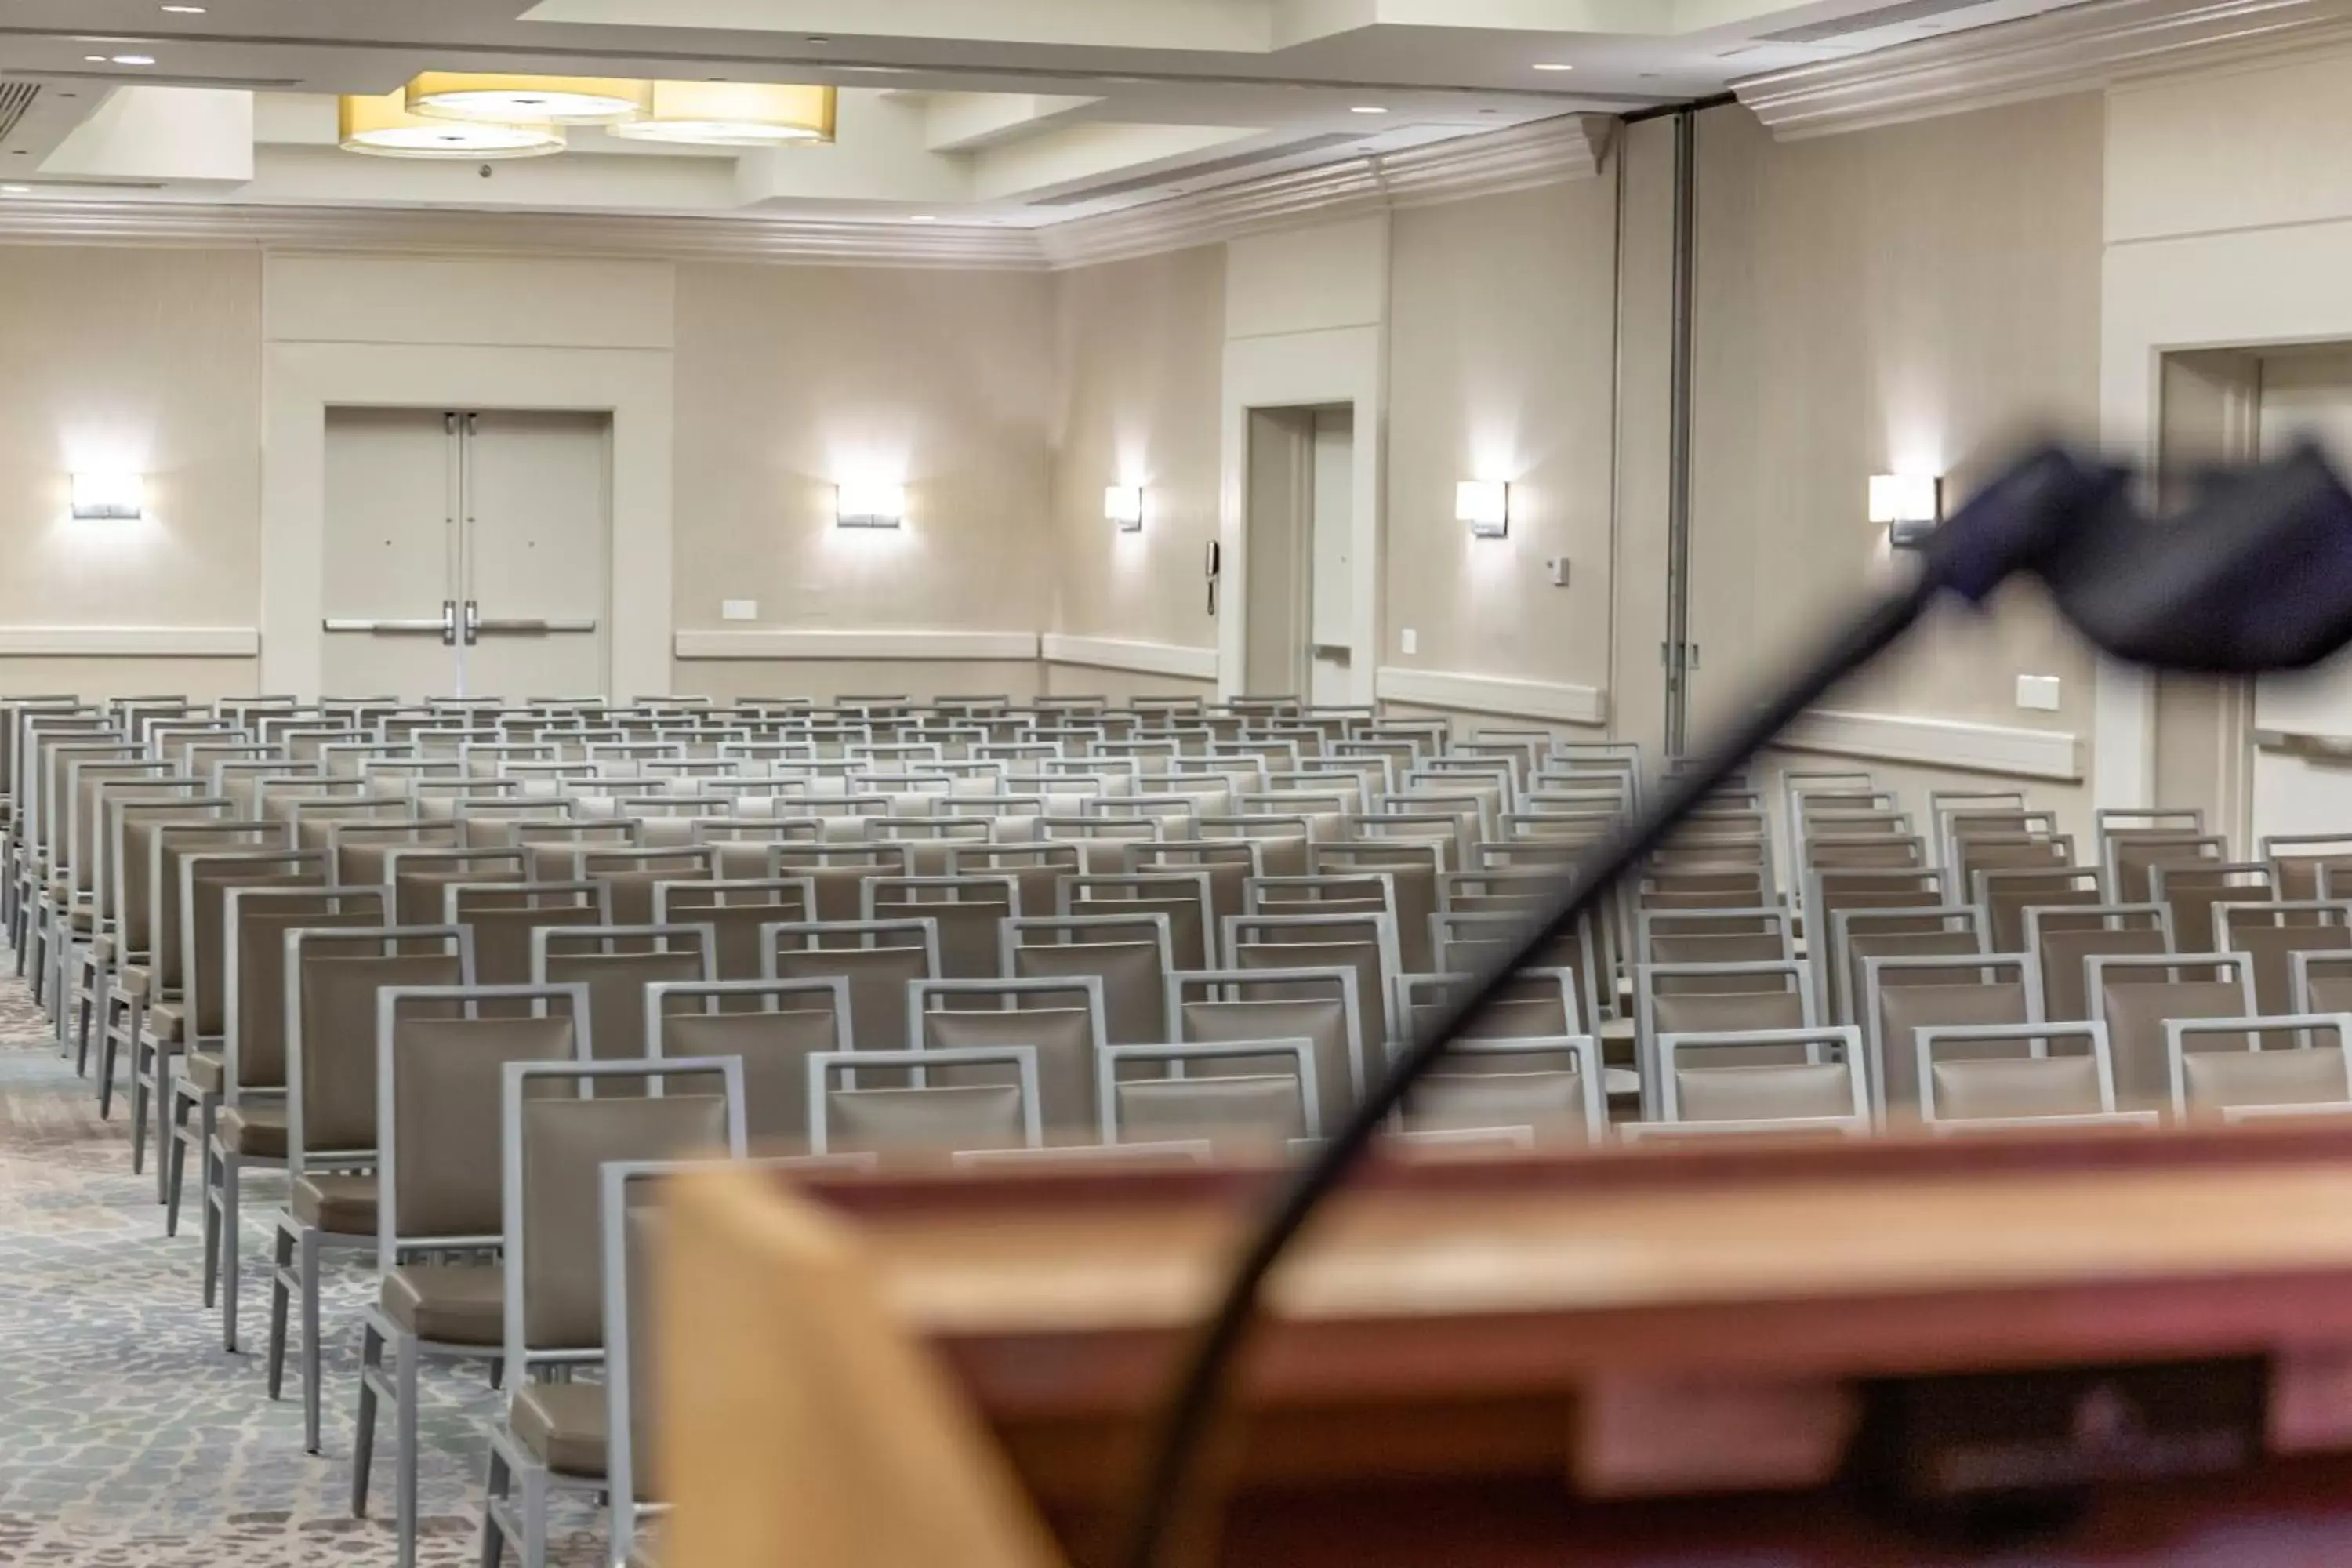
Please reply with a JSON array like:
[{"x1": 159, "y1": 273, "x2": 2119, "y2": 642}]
[
  {"x1": 1047, "y1": 245, "x2": 1225, "y2": 651},
  {"x1": 1383, "y1": 180, "x2": 1620, "y2": 698},
  {"x1": 0, "y1": 246, "x2": 262, "y2": 695},
  {"x1": 1682, "y1": 96, "x2": 2107, "y2": 835},
  {"x1": 673, "y1": 657, "x2": 1044, "y2": 703},
  {"x1": 670, "y1": 260, "x2": 1057, "y2": 652}
]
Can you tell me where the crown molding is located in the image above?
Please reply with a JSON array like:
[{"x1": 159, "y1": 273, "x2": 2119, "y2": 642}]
[
  {"x1": 0, "y1": 116, "x2": 1610, "y2": 271},
  {"x1": 1736, "y1": 0, "x2": 2352, "y2": 140},
  {"x1": 0, "y1": 199, "x2": 1050, "y2": 268},
  {"x1": 1036, "y1": 114, "x2": 1613, "y2": 270}
]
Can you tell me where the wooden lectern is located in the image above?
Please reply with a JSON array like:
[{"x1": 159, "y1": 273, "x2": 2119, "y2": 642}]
[{"x1": 661, "y1": 1123, "x2": 2352, "y2": 1566}]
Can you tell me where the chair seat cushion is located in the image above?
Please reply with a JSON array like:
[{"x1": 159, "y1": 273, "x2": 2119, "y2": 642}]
[
  {"x1": 381, "y1": 1263, "x2": 503, "y2": 1346},
  {"x1": 510, "y1": 1381, "x2": 607, "y2": 1479},
  {"x1": 69, "y1": 902, "x2": 95, "y2": 934},
  {"x1": 217, "y1": 1105, "x2": 286, "y2": 1158},
  {"x1": 182, "y1": 1051, "x2": 226, "y2": 1095},
  {"x1": 145, "y1": 999, "x2": 183, "y2": 1043},
  {"x1": 290, "y1": 1173, "x2": 376, "y2": 1235},
  {"x1": 118, "y1": 964, "x2": 151, "y2": 1003}
]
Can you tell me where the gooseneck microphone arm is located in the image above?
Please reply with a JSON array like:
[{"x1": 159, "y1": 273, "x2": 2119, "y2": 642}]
[{"x1": 1115, "y1": 440, "x2": 2352, "y2": 1568}]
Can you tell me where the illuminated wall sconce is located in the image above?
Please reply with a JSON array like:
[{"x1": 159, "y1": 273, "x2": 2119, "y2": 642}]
[
  {"x1": 71, "y1": 471, "x2": 145, "y2": 520},
  {"x1": 835, "y1": 481, "x2": 905, "y2": 529},
  {"x1": 1455, "y1": 480, "x2": 1510, "y2": 539},
  {"x1": 1869, "y1": 473, "x2": 1942, "y2": 548},
  {"x1": 1104, "y1": 484, "x2": 1144, "y2": 532}
]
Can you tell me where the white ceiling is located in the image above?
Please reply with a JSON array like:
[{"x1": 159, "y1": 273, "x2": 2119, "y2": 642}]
[{"x1": 0, "y1": 0, "x2": 2095, "y2": 225}]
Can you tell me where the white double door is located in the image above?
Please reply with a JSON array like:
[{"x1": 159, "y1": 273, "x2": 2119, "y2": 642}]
[{"x1": 321, "y1": 407, "x2": 612, "y2": 699}]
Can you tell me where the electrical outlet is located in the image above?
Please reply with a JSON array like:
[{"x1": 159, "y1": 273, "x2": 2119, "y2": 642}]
[
  {"x1": 2016, "y1": 674, "x2": 2062, "y2": 711},
  {"x1": 1400, "y1": 627, "x2": 1417, "y2": 655},
  {"x1": 721, "y1": 599, "x2": 758, "y2": 622}
]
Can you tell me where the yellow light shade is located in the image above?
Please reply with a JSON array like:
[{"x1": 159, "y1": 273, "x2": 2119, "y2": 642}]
[
  {"x1": 406, "y1": 72, "x2": 652, "y2": 125},
  {"x1": 339, "y1": 92, "x2": 565, "y2": 158},
  {"x1": 608, "y1": 82, "x2": 836, "y2": 146}
]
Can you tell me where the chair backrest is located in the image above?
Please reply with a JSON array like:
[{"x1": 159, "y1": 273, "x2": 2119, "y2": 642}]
[
  {"x1": 2295, "y1": 949, "x2": 2352, "y2": 1015},
  {"x1": 1657, "y1": 1025, "x2": 1869, "y2": 1129},
  {"x1": 1975, "y1": 866, "x2": 2103, "y2": 953},
  {"x1": 648, "y1": 977, "x2": 852, "y2": 1142},
  {"x1": 2089, "y1": 952, "x2": 2259, "y2": 1107},
  {"x1": 376, "y1": 982, "x2": 593, "y2": 1270},
  {"x1": 910, "y1": 975, "x2": 1108, "y2": 1136},
  {"x1": 652, "y1": 877, "x2": 820, "y2": 981},
  {"x1": 2168, "y1": 1012, "x2": 2352, "y2": 1121},
  {"x1": 286, "y1": 924, "x2": 472, "y2": 1173},
  {"x1": 1003, "y1": 913, "x2": 1175, "y2": 1047},
  {"x1": 1099, "y1": 1038, "x2": 1319, "y2": 1149},
  {"x1": 1174, "y1": 965, "x2": 1364, "y2": 1123},
  {"x1": 383, "y1": 846, "x2": 527, "y2": 924},
  {"x1": 148, "y1": 822, "x2": 289, "y2": 994},
  {"x1": 1062, "y1": 870, "x2": 1216, "y2": 969},
  {"x1": 2023, "y1": 902, "x2": 2172, "y2": 1022},
  {"x1": 1225, "y1": 909, "x2": 1399, "y2": 1048},
  {"x1": 503, "y1": 1058, "x2": 746, "y2": 1382},
  {"x1": 111, "y1": 797, "x2": 234, "y2": 956},
  {"x1": 532, "y1": 924, "x2": 719, "y2": 1079},
  {"x1": 2265, "y1": 834, "x2": 2352, "y2": 903},
  {"x1": 764, "y1": 918, "x2": 941, "y2": 1055},
  {"x1": 1916, "y1": 1020, "x2": 2116, "y2": 1125},
  {"x1": 863, "y1": 873, "x2": 1020, "y2": 980},
  {"x1": 808, "y1": 1046, "x2": 1041, "y2": 1156},
  {"x1": 181, "y1": 848, "x2": 327, "y2": 1040},
  {"x1": 223, "y1": 884, "x2": 389, "y2": 1099},
  {"x1": 1399, "y1": 1035, "x2": 1607, "y2": 1145},
  {"x1": 2218, "y1": 901, "x2": 2352, "y2": 1014},
  {"x1": 2107, "y1": 830, "x2": 2227, "y2": 904},
  {"x1": 1828, "y1": 905, "x2": 1982, "y2": 1025},
  {"x1": 444, "y1": 879, "x2": 611, "y2": 989},
  {"x1": 2151, "y1": 860, "x2": 2274, "y2": 952},
  {"x1": 1860, "y1": 953, "x2": 2034, "y2": 1122}
]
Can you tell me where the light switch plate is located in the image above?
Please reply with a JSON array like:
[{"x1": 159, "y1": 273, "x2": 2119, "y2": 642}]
[
  {"x1": 721, "y1": 599, "x2": 758, "y2": 622},
  {"x1": 1546, "y1": 557, "x2": 1570, "y2": 588},
  {"x1": 1400, "y1": 627, "x2": 1418, "y2": 655},
  {"x1": 2016, "y1": 674, "x2": 2061, "y2": 711}
]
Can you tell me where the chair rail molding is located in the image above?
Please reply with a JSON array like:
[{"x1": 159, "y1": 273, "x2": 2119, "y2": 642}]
[
  {"x1": 1039, "y1": 633, "x2": 1219, "y2": 681},
  {"x1": 1374, "y1": 666, "x2": 1609, "y2": 727},
  {"x1": 0, "y1": 626, "x2": 260, "y2": 657},
  {"x1": 673, "y1": 630, "x2": 1042, "y2": 661},
  {"x1": 1736, "y1": 0, "x2": 2352, "y2": 140},
  {"x1": 1776, "y1": 707, "x2": 2083, "y2": 781}
]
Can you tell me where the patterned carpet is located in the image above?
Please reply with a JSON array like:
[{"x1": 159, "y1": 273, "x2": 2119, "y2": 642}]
[{"x1": 0, "y1": 956, "x2": 603, "y2": 1566}]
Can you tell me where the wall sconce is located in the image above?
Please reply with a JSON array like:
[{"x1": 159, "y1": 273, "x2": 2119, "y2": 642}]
[
  {"x1": 1455, "y1": 480, "x2": 1509, "y2": 539},
  {"x1": 1869, "y1": 473, "x2": 1942, "y2": 548},
  {"x1": 71, "y1": 471, "x2": 145, "y2": 520},
  {"x1": 1105, "y1": 484, "x2": 1144, "y2": 532},
  {"x1": 835, "y1": 481, "x2": 904, "y2": 529}
]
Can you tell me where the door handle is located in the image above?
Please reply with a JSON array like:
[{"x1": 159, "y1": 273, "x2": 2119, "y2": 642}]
[
  {"x1": 463, "y1": 600, "x2": 479, "y2": 646},
  {"x1": 472, "y1": 617, "x2": 599, "y2": 636},
  {"x1": 320, "y1": 614, "x2": 454, "y2": 637}
]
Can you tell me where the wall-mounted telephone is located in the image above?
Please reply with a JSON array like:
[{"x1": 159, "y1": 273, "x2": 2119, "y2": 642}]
[{"x1": 1205, "y1": 539, "x2": 1222, "y2": 617}]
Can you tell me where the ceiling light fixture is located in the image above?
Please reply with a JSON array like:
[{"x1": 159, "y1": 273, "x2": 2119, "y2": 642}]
[
  {"x1": 111, "y1": 55, "x2": 157, "y2": 66},
  {"x1": 161, "y1": 4, "x2": 207, "y2": 12},
  {"x1": 906, "y1": 214, "x2": 936, "y2": 223},
  {"x1": 608, "y1": 82, "x2": 834, "y2": 147},
  {"x1": 406, "y1": 72, "x2": 652, "y2": 125},
  {"x1": 1532, "y1": 62, "x2": 1574, "y2": 71},
  {"x1": 1350, "y1": 105, "x2": 1388, "y2": 114},
  {"x1": 85, "y1": 56, "x2": 106, "y2": 62},
  {"x1": 339, "y1": 92, "x2": 565, "y2": 158},
  {"x1": 1, "y1": 185, "x2": 28, "y2": 194}
]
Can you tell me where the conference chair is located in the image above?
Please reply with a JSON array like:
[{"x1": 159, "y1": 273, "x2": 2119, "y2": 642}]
[
  {"x1": 2167, "y1": 1013, "x2": 2352, "y2": 1121},
  {"x1": 2088, "y1": 952, "x2": 2259, "y2": 1108},
  {"x1": 1099, "y1": 1038, "x2": 1319, "y2": 1152}
]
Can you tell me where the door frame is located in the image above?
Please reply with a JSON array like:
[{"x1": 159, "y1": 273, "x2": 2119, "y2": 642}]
[
  {"x1": 1219, "y1": 325, "x2": 1382, "y2": 706},
  {"x1": 263, "y1": 340, "x2": 672, "y2": 699}
]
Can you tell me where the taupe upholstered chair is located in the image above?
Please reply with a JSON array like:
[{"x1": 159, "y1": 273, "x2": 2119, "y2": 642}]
[
  {"x1": 1915, "y1": 1019, "x2": 2154, "y2": 1134},
  {"x1": 761, "y1": 916, "x2": 940, "y2": 1056},
  {"x1": 205, "y1": 883, "x2": 389, "y2": 1352},
  {"x1": 1175, "y1": 965, "x2": 1365, "y2": 1131},
  {"x1": 165, "y1": 845, "x2": 325, "y2": 1243},
  {"x1": 266, "y1": 924, "x2": 473, "y2": 1453},
  {"x1": 650, "y1": 877, "x2": 817, "y2": 980},
  {"x1": 1062, "y1": 869, "x2": 1216, "y2": 969},
  {"x1": 2021, "y1": 902, "x2": 2171, "y2": 1022},
  {"x1": 354, "y1": 982, "x2": 593, "y2": 1568},
  {"x1": 2216, "y1": 901, "x2": 2352, "y2": 1015},
  {"x1": 2087, "y1": 952, "x2": 2259, "y2": 1108},
  {"x1": 808, "y1": 1045, "x2": 1040, "y2": 1156},
  {"x1": 1860, "y1": 953, "x2": 2034, "y2": 1123},
  {"x1": 477, "y1": 1055, "x2": 746, "y2": 1568},
  {"x1": 1650, "y1": 1024, "x2": 1871, "y2": 1138},
  {"x1": 1095, "y1": 1038, "x2": 1319, "y2": 1150},
  {"x1": 648, "y1": 977, "x2": 852, "y2": 1143},
  {"x1": 909, "y1": 975, "x2": 1108, "y2": 1139},
  {"x1": 441, "y1": 879, "x2": 609, "y2": 992},
  {"x1": 528, "y1": 924, "x2": 718, "y2": 1084},
  {"x1": 2168, "y1": 1012, "x2": 2352, "y2": 1122},
  {"x1": 1224, "y1": 909, "x2": 1400, "y2": 1066},
  {"x1": 1399, "y1": 1035, "x2": 1607, "y2": 1145},
  {"x1": 1002, "y1": 912, "x2": 1175, "y2": 1047}
]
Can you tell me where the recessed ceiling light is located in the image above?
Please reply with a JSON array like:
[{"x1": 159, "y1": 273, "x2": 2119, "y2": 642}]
[
  {"x1": 906, "y1": 214, "x2": 936, "y2": 223},
  {"x1": 162, "y1": 4, "x2": 206, "y2": 11},
  {"x1": 2, "y1": 185, "x2": 30, "y2": 194},
  {"x1": 1532, "y1": 63, "x2": 1574, "y2": 71},
  {"x1": 85, "y1": 55, "x2": 107, "y2": 63},
  {"x1": 112, "y1": 55, "x2": 157, "y2": 66},
  {"x1": 1350, "y1": 105, "x2": 1388, "y2": 114}
]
